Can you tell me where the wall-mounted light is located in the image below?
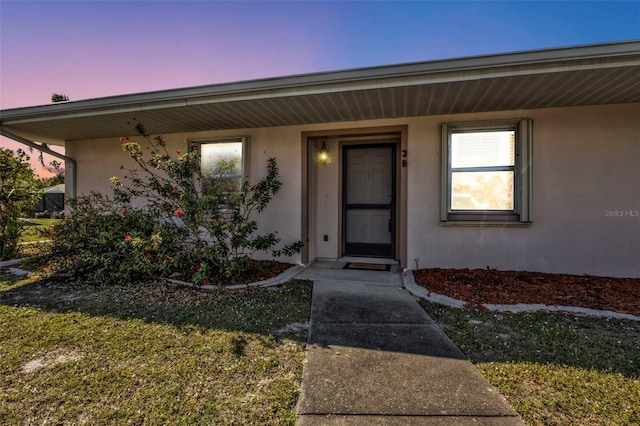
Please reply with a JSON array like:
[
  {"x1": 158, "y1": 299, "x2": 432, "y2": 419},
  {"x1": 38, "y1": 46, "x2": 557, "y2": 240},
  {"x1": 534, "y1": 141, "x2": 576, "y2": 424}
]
[{"x1": 317, "y1": 141, "x2": 331, "y2": 165}]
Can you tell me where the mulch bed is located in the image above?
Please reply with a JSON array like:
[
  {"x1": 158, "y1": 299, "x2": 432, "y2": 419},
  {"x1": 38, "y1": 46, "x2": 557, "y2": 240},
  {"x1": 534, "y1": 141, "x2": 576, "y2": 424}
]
[
  {"x1": 223, "y1": 261, "x2": 295, "y2": 285},
  {"x1": 170, "y1": 260, "x2": 295, "y2": 286},
  {"x1": 413, "y1": 268, "x2": 640, "y2": 316},
  {"x1": 4, "y1": 259, "x2": 296, "y2": 288}
]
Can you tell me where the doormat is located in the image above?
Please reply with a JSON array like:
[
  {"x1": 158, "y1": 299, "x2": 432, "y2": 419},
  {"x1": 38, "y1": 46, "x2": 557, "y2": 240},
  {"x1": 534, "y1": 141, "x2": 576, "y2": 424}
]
[{"x1": 343, "y1": 263, "x2": 391, "y2": 271}]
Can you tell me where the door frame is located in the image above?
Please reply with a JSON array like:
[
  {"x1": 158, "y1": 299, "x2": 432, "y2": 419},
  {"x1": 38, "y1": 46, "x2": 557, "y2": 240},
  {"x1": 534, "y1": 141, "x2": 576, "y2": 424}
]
[
  {"x1": 301, "y1": 125, "x2": 408, "y2": 267},
  {"x1": 341, "y1": 142, "x2": 397, "y2": 258}
]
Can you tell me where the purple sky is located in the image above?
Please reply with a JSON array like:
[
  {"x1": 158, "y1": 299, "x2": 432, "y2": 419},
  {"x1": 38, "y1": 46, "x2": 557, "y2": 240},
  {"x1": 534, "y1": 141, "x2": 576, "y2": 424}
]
[{"x1": 1, "y1": 1, "x2": 639, "y2": 174}]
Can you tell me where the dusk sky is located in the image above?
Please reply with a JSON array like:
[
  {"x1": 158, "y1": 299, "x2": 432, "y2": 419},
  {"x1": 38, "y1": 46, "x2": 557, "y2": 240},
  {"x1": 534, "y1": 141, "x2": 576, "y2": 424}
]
[{"x1": 1, "y1": 0, "x2": 639, "y2": 175}]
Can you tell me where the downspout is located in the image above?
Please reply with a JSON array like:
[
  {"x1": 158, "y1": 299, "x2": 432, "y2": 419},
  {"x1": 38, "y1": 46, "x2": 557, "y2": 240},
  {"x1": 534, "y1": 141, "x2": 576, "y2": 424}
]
[{"x1": 0, "y1": 128, "x2": 77, "y2": 203}]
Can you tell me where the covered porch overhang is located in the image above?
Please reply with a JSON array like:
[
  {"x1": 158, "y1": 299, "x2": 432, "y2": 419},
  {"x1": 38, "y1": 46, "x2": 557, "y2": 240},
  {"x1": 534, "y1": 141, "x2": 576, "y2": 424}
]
[{"x1": 2, "y1": 41, "x2": 639, "y2": 146}]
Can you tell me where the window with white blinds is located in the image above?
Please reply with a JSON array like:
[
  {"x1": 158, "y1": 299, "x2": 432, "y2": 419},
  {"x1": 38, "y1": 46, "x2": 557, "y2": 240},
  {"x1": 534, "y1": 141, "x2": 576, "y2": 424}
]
[{"x1": 441, "y1": 120, "x2": 532, "y2": 224}]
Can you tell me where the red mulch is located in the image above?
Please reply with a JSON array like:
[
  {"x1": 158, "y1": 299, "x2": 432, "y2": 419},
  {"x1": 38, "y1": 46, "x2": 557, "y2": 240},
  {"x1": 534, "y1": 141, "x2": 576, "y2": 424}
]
[{"x1": 413, "y1": 268, "x2": 640, "y2": 316}]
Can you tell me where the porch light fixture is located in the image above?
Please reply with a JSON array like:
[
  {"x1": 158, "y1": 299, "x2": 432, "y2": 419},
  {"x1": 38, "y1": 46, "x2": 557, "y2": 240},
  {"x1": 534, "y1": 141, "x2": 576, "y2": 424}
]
[{"x1": 317, "y1": 141, "x2": 331, "y2": 165}]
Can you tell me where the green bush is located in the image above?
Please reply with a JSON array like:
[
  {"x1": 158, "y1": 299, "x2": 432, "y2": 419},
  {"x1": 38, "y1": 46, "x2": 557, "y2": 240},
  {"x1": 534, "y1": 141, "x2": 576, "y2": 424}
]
[
  {"x1": 48, "y1": 193, "x2": 187, "y2": 285},
  {"x1": 109, "y1": 124, "x2": 303, "y2": 284},
  {"x1": 1, "y1": 148, "x2": 40, "y2": 260},
  {"x1": 46, "y1": 124, "x2": 303, "y2": 286}
]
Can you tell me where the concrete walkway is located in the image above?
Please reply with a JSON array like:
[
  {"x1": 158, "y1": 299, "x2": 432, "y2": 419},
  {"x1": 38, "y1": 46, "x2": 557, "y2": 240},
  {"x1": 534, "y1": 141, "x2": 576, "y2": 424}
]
[{"x1": 295, "y1": 261, "x2": 525, "y2": 425}]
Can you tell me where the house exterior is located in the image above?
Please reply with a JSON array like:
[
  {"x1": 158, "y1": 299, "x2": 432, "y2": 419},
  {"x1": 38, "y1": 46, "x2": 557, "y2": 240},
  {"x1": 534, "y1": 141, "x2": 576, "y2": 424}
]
[{"x1": 2, "y1": 41, "x2": 639, "y2": 277}]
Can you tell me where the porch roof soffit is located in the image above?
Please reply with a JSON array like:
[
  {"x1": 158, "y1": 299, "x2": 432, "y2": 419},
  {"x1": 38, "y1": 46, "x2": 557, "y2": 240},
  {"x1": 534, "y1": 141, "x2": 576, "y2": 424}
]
[{"x1": 1, "y1": 40, "x2": 640, "y2": 144}]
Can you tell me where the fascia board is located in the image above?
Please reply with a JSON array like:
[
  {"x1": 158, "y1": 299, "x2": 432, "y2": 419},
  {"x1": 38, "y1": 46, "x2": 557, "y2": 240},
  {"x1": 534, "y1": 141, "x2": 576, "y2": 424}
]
[
  {"x1": 5, "y1": 59, "x2": 639, "y2": 128},
  {"x1": 2, "y1": 40, "x2": 639, "y2": 124}
]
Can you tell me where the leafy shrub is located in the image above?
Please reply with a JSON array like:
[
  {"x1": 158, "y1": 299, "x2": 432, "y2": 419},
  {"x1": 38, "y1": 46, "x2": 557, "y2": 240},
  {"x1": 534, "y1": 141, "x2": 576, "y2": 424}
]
[
  {"x1": 48, "y1": 193, "x2": 187, "y2": 285},
  {"x1": 1, "y1": 148, "x2": 40, "y2": 260},
  {"x1": 48, "y1": 124, "x2": 302, "y2": 286},
  {"x1": 109, "y1": 124, "x2": 303, "y2": 284}
]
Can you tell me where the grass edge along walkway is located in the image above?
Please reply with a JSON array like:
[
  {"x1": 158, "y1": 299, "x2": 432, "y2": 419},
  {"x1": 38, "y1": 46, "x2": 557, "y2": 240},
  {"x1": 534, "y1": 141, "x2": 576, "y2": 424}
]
[{"x1": 420, "y1": 300, "x2": 640, "y2": 426}]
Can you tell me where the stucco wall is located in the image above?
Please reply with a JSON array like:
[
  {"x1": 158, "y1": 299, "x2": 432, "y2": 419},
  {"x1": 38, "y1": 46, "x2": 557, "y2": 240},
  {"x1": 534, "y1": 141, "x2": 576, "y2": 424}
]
[
  {"x1": 312, "y1": 137, "x2": 341, "y2": 260},
  {"x1": 66, "y1": 102, "x2": 640, "y2": 277},
  {"x1": 405, "y1": 103, "x2": 639, "y2": 278}
]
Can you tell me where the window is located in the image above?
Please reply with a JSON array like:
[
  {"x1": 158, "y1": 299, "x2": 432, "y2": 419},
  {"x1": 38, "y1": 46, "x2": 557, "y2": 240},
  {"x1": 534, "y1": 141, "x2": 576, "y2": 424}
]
[
  {"x1": 198, "y1": 137, "x2": 248, "y2": 195},
  {"x1": 441, "y1": 120, "x2": 532, "y2": 224}
]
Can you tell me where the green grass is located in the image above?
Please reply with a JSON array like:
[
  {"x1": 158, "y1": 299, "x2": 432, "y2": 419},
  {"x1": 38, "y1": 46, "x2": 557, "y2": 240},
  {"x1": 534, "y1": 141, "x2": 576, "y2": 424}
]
[
  {"x1": 420, "y1": 301, "x2": 640, "y2": 426},
  {"x1": 0, "y1": 273, "x2": 312, "y2": 425},
  {"x1": 18, "y1": 218, "x2": 59, "y2": 243}
]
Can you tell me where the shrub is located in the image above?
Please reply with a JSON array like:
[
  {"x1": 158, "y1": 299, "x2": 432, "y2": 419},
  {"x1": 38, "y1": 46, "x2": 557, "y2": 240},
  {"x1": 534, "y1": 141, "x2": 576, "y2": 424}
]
[
  {"x1": 108, "y1": 124, "x2": 303, "y2": 284},
  {"x1": 48, "y1": 193, "x2": 187, "y2": 285},
  {"x1": 1, "y1": 148, "x2": 40, "y2": 260},
  {"x1": 48, "y1": 124, "x2": 302, "y2": 286}
]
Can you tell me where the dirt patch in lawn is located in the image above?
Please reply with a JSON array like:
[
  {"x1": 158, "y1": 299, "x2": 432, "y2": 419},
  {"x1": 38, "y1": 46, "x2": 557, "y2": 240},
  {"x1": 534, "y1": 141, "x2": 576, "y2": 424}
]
[
  {"x1": 21, "y1": 350, "x2": 82, "y2": 374},
  {"x1": 413, "y1": 268, "x2": 640, "y2": 316}
]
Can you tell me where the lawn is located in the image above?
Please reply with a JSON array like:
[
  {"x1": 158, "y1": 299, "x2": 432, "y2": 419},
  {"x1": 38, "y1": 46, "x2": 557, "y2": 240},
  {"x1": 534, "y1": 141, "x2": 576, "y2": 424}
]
[
  {"x1": 3, "y1": 266, "x2": 639, "y2": 426},
  {"x1": 0, "y1": 272, "x2": 312, "y2": 425},
  {"x1": 17, "y1": 217, "x2": 59, "y2": 243},
  {"x1": 420, "y1": 301, "x2": 640, "y2": 426}
]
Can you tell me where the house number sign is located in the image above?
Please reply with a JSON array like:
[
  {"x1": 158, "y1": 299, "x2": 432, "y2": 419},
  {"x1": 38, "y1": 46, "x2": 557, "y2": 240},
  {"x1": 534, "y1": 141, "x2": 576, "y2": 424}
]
[{"x1": 401, "y1": 149, "x2": 407, "y2": 167}]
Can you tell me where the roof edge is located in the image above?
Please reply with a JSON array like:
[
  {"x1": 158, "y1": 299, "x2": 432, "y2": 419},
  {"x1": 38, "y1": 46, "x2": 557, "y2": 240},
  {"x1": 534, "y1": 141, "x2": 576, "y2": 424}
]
[{"x1": 2, "y1": 40, "x2": 639, "y2": 119}]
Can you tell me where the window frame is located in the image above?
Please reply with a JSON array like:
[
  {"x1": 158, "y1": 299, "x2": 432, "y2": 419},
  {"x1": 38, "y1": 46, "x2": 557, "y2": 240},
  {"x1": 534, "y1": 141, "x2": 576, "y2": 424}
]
[
  {"x1": 440, "y1": 119, "x2": 532, "y2": 226},
  {"x1": 194, "y1": 136, "x2": 249, "y2": 194}
]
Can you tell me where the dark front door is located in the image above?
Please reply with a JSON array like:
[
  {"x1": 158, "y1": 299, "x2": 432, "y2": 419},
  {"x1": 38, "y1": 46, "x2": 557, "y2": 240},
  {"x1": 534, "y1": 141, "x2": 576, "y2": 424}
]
[{"x1": 343, "y1": 144, "x2": 396, "y2": 258}]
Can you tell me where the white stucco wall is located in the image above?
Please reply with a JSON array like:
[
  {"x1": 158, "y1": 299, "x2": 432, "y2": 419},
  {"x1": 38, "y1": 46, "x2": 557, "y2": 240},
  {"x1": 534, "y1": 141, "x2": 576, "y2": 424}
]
[
  {"x1": 405, "y1": 104, "x2": 640, "y2": 278},
  {"x1": 66, "y1": 102, "x2": 640, "y2": 277}
]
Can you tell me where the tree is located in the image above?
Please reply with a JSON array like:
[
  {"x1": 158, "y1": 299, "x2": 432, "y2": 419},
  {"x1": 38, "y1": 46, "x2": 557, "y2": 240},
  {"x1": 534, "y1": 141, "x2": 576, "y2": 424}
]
[
  {"x1": 0, "y1": 149, "x2": 39, "y2": 260},
  {"x1": 38, "y1": 160, "x2": 65, "y2": 187},
  {"x1": 51, "y1": 93, "x2": 69, "y2": 102}
]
